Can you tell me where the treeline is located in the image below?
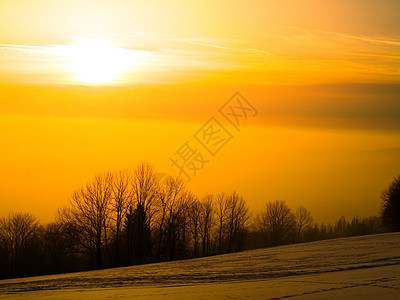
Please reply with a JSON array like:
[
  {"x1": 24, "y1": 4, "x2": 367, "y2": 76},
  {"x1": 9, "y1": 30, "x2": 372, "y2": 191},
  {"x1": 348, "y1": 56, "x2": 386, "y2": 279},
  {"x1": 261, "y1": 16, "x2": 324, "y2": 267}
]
[
  {"x1": 249, "y1": 205, "x2": 384, "y2": 250},
  {"x1": 0, "y1": 163, "x2": 387, "y2": 279}
]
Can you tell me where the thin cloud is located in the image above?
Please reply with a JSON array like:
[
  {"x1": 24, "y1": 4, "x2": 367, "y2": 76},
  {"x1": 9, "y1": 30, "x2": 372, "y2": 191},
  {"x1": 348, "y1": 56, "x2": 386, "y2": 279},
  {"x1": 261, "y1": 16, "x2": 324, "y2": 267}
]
[
  {"x1": 187, "y1": 42, "x2": 233, "y2": 51},
  {"x1": 0, "y1": 44, "x2": 58, "y2": 55},
  {"x1": 280, "y1": 26, "x2": 400, "y2": 46}
]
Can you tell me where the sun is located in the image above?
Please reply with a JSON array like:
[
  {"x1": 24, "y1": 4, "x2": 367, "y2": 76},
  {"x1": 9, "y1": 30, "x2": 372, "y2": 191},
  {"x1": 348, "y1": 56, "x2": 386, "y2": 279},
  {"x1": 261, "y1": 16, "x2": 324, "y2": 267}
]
[{"x1": 63, "y1": 39, "x2": 128, "y2": 84}]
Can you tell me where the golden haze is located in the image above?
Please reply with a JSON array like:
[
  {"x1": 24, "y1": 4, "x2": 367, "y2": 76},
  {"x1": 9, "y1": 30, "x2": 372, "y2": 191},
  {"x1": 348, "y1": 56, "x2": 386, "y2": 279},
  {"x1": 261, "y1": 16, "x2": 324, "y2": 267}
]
[{"x1": 0, "y1": 0, "x2": 399, "y2": 223}]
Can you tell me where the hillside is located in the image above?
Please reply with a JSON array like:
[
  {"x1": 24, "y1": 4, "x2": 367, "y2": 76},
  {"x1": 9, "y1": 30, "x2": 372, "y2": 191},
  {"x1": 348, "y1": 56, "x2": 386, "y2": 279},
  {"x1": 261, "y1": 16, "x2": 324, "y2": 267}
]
[{"x1": 1, "y1": 233, "x2": 399, "y2": 299}]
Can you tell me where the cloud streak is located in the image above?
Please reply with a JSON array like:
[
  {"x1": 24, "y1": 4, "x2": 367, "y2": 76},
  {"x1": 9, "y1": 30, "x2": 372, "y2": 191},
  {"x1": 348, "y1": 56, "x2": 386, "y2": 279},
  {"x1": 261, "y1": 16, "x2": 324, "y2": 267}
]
[{"x1": 0, "y1": 28, "x2": 399, "y2": 85}]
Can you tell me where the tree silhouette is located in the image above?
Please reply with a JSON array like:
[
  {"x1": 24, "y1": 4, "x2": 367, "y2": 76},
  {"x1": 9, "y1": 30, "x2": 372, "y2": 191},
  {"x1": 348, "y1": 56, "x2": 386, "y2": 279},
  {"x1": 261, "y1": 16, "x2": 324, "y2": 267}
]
[
  {"x1": 129, "y1": 163, "x2": 158, "y2": 263},
  {"x1": 0, "y1": 162, "x2": 391, "y2": 279},
  {"x1": 164, "y1": 179, "x2": 192, "y2": 260},
  {"x1": 188, "y1": 198, "x2": 201, "y2": 257},
  {"x1": 110, "y1": 170, "x2": 131, "y2": 267},
  {"x1": 153, "y1": 176, "x2": 190, "y2": 260},
  {"x1": 226, "y1": 192, "x2": 250, "y2": 252},
  {"x1": 125, "y1": 202, "x2": 151, "y2": 264},
  {"x1": 0, "y1": 212, "x2": 39, "y2": 276},
  {"x1": 257, "y1": 200, "x2": 296, "y2": 246},
  {"x1": 295, "y1": 206, "x2": 313, "y2": 242},
  {"x1": 216, "y1": 192, "x2": 228, "y2": 254},
  {"x1": 199, "y1": 194, "x2": 214, "y2": 256},
  {"x1": 381, "y1": 176, "x2": 400, "y2": 231},
  {"x1": 68, "y1": 172, "x2": 113, "y2": 269}
]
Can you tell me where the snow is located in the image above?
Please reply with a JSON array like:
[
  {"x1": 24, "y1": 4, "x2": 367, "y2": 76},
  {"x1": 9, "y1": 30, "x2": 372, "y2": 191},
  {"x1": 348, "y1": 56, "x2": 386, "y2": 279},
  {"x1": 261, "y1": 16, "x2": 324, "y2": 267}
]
[{"x1": 1, "y1": 233, "x2": 399, "y2": 299}]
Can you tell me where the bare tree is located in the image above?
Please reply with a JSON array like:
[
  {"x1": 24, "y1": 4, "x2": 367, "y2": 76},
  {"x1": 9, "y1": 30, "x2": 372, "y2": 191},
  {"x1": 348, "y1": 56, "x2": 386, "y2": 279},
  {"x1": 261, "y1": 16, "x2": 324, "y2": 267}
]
[
  {"x1": 110, "y1": 170, "x2": 131, "y2": 266},
  {"x1": 158, "y1": 177, "x2": 192, "y2": 260},
  {"x1": 68, "y1": 172, "x2": 113, "y2": 269},
  {"x1": 40, "y1": 215, "x2": 79, "y2": 274},
  {"x1": 295, "y1": 206, "x2": 313, "y2": 242},
  {"x1": 199, "y1": 194, "x2": 214, "y2": 256},
  {"x1": 155, "y1": 181, "x2": 168, "y2": 259},
  {"x1": 257, "y1": 200, "x2": 296, "y2": 246},
  {"x1": 188, "y1": 198, "x2": 201, "y2": 257},
  {"x1": 131, "y1": 163, "x2": 158, "y2": 222},
  {"x1": 226, "y1": 192, "x2": 250, "y2": 252},
  {"x1": 216, "y1": 193, "x2": 228, "y2": 254},
  {"x1": 126, "y1": 163, "x2": 158, "y2": 264},
  {"x1": 0, "y1": 212, "x2": 39, "y2": 275}
]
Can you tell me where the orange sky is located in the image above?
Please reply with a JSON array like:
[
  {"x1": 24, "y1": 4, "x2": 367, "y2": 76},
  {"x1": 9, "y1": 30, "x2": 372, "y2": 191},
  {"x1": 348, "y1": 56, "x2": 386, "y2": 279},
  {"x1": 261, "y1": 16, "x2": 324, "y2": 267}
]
[{"x1": 0, "y1": 0, "x2": 399, "y2": 223}]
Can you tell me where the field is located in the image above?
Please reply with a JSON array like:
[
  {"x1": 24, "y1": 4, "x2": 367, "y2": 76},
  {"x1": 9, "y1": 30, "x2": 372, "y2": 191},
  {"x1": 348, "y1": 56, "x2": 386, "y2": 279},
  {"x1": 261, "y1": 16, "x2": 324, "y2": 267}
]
[{"x1": 1, "y1": 233, "x2": 399, "y2": 299}]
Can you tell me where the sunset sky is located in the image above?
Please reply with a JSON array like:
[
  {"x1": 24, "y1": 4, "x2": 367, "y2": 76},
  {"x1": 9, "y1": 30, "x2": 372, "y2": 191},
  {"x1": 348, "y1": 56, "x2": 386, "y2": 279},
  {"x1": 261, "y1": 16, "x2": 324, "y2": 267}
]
[{"x1": 0, "y1": 0, "x2": 399, "y2": 223}]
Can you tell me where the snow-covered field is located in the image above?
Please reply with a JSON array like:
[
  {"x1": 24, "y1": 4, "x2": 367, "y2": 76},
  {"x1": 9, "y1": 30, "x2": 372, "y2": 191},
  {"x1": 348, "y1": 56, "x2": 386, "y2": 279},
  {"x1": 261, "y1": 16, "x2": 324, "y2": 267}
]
[{"x1": 1, "y1": 233, "x2": 399, "y2": 299}]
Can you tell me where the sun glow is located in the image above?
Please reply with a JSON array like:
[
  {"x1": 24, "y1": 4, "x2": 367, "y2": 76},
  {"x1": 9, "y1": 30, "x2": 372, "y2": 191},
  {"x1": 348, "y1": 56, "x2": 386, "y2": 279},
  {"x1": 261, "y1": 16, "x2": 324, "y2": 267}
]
[{"x1": 63, "y1": 39, "x2": 131, "y2": 84}]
